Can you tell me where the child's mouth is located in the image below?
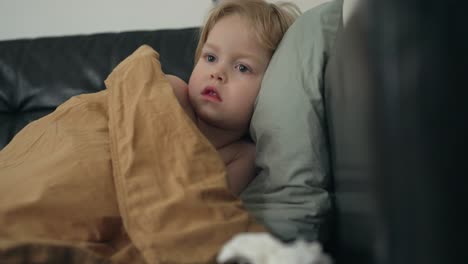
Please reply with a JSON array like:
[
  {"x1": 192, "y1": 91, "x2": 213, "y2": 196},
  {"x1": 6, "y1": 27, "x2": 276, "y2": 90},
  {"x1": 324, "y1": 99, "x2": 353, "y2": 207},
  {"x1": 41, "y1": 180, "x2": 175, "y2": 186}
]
[{"x1": 201, "y1": 86, "x2": 222, "y2": 102}]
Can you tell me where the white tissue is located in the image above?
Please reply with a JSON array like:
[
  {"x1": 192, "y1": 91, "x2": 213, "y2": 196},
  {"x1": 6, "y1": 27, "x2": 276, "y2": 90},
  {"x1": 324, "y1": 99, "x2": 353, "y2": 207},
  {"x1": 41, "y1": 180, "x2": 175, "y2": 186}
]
[{"x1": 217, "y1": 232, "x2": 333, "y2": 264}]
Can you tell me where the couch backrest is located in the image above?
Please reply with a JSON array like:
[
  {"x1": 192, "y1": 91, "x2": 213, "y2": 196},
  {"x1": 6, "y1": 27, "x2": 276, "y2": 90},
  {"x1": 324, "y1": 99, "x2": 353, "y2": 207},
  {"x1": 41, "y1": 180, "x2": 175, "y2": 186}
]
[{"x1": 0, "y1": 28, "x2": 199, "y2": 149}]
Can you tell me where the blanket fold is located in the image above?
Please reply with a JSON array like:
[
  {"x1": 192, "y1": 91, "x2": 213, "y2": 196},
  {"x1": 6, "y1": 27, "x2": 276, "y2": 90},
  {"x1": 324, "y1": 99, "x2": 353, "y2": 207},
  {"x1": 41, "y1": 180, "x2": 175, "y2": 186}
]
[{"x1": 0, "y1": 45, "x2": 264, "y2": 264}]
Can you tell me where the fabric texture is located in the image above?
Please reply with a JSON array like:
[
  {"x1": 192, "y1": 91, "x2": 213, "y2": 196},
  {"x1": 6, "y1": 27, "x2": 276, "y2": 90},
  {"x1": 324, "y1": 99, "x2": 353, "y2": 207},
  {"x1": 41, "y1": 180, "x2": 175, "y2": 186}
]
[
  {"x1": 241, "y1": 1, "x2": 342, "y2": 242},
  {"x1": 217, "y1": 233, "x2": 332, "y2": 264},
  {"x1": 0, "y1": 45, "x2": 264, "y2": 264}
]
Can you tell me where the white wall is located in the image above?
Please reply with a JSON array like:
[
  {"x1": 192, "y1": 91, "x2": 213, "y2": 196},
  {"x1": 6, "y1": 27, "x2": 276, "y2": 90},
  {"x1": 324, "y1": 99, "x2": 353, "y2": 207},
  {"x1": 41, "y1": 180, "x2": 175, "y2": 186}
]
[
  {"x1": 0, "y1": 0, "x2": 333, "y2": 41},
  {"x1": 0, "y1": 0, "x2": 213, "y2": 41},
  {"x1": 280, "y1": 0, "x2": 332, "y2": 12}
]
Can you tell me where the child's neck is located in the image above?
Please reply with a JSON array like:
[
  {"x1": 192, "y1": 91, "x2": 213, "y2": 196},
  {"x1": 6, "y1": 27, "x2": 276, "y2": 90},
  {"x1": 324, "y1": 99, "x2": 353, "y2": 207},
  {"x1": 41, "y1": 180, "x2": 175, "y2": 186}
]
[{"x1": 196, "y1": 118, "x2": 245, "y2": 149}]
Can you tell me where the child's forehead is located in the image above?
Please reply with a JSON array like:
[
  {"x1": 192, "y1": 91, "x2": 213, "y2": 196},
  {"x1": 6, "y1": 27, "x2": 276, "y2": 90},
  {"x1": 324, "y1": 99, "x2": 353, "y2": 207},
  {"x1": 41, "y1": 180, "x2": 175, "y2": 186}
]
[
  {"x1": 212, "y1": 14, "x2": 249, "y2": 29},
  {"x1": 208, "y1": 14, "x2": 260, "y2": 44}
]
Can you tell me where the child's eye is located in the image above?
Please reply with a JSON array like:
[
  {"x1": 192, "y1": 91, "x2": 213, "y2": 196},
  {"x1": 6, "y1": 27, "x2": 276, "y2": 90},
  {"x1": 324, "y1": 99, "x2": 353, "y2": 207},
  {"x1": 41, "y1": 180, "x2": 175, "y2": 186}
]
[
  {"x1": 236, "y1": 64, "x2": 251, "y2": 73},
  {"x1": 206, "y1": 54, "x2": 216, "y2": 62}
]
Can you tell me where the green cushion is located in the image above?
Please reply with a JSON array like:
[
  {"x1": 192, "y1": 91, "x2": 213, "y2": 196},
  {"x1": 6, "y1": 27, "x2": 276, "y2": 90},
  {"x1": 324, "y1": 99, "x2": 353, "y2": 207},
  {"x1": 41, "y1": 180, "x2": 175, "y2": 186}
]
[{"x1": 241, "y1": 0, "x2": 342, "y2": 241}]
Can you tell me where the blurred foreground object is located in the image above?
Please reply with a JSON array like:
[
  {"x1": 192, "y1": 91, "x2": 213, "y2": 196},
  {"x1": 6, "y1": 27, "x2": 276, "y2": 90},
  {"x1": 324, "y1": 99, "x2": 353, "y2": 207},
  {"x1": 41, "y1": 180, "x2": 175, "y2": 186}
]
[{"x1": 326, "y1": 0, "x2": 468, "y2": 263}]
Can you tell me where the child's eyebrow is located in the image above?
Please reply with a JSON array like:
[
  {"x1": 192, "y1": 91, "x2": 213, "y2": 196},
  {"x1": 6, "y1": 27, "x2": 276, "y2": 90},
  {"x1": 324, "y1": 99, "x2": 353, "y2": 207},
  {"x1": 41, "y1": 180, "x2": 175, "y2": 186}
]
[
  {"x1": 203, "y1": 43, "x2": 219, "y2": 51},
  {"x1": 204, "y1": 42, "x2": 265, "y2": 66}
]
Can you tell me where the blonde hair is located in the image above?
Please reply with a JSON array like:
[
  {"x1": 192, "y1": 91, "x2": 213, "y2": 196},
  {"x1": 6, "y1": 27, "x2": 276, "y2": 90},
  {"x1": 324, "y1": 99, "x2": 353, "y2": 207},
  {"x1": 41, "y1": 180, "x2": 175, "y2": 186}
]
[{"x1": 195, "y1": 0, "x2": 301, "y2": 62}]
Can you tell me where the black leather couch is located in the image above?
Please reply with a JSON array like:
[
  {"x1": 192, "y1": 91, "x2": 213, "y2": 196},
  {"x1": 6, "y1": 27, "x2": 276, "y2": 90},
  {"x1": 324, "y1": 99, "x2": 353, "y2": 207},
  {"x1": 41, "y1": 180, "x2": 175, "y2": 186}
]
[
  {"x1": 0, "y1": 28, "x2": 199, "y2": 149},
  {"x1": 1, "y1": 1, "x2": 467, "y2": 263}
]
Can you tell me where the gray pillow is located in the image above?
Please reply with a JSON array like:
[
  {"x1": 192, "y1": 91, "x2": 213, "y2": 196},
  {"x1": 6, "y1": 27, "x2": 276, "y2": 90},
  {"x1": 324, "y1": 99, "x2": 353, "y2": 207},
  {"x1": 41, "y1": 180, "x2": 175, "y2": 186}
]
[{"x1": 241, "y1": 0, "x2": 342, "y2": 242}]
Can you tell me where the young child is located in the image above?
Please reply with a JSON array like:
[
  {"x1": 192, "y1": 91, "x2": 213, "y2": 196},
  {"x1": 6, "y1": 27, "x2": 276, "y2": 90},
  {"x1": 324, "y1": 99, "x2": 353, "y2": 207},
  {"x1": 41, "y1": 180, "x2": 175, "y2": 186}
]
[
  {"x1": 0, "y1": 2, "x2": 301, "y2": 262},
  {"x1": 166, "y1": 0, "x2": 300, "y2": 195}
]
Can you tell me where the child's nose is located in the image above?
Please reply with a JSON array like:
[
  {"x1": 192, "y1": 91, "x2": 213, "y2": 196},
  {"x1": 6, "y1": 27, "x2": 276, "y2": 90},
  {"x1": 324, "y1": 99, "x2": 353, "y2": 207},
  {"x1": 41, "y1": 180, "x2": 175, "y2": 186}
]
[{"x1": 210, "y1": 70, "x2": 226, "y2": 82}]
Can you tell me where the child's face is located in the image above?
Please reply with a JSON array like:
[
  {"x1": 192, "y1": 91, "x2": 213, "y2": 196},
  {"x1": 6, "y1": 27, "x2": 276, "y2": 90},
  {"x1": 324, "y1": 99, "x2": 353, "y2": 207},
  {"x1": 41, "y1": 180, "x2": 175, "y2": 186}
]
[{"x1": 188, "y1": 14, "x2": 271, "y2": 132}]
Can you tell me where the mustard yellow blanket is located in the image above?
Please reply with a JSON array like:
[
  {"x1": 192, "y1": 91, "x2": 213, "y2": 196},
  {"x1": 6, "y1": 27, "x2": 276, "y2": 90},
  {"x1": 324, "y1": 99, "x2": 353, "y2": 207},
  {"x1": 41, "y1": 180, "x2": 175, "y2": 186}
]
[{"x1": 0, "y1": 45, "x2": 264, "y2": 264}]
